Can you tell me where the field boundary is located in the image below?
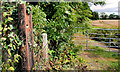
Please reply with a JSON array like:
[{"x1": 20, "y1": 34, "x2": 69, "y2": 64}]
[{"x1": 73, "y1": 27, "x2": 120, "y2": 52}]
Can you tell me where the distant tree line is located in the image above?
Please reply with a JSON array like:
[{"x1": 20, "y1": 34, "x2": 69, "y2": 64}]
[{"x1": 90, "y1": 11, "x2": 120, "y2": 20}]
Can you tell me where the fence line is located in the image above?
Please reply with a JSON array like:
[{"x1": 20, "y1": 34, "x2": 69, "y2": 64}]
[
  {"x1": 89, "y1": 33, "x2": 109, "y2": 35},
  {"x1": 89, "y1": 37, "x2": 120, "y2": 40},
  {"x1": 89, "y1": 41, "x2": 120, "y2": 44},
  {"x1": 92, "y1": 28, "x2": 120, "y2": 31},
  {"x1": 73, "y1": 27, "x2": 120, "y2": 52}
]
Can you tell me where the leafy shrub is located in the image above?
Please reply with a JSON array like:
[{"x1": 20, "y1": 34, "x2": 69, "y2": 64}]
[{"x1": 31, "y1": 3, "x2": 87, "y2": 70}]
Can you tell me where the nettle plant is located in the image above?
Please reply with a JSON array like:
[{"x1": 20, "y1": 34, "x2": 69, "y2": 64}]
[{"x1": 0, "y1": 2, "x2": 23, "y2": 71}]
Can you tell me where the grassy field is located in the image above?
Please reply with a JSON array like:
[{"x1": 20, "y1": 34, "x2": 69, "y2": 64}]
[{"x1": 74, "y1": 20, "x2": 120, "y2": 70}]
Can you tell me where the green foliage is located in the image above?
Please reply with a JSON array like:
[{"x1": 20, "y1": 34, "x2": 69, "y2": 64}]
[
  {"x1": 31, "y1": 5, "x2": 48, "y2": 69},
  {"x1": 108, "y1": 61, "x2": 120, "y2": 70},
  {"x1": 45, "y1": 3, "x2": 78, "y2": 49},
  {"x1": 99, "y1": 12, "x2": 120, "y2": 20},
  {"x1": 100, "y1": 12, "x2": 108, "y2": 19},
  {"x1": 109, "y1": 13, "x2": 120, "y2": 19},
  {"x1": 32, "y1": 4, "x2": 47, "y2": 43},
  {"x1": 1, "y1": 2, "x2": 23, "y2": 71},
  {"x1": 31, "y1": 2, "x2": 89, "y2": 70},
  {"x1": 94, "y1": 1, "x2": 106, "y2": 6},
  {"x1": 90, "y1": 11, "x2": 99, "y2": 20},
  {"x1": 85, "y1": 46, "x2": 120, "y2": 70},
  {"x1": 86, "y1": 46, "x2": 119, "y2": 59},
  {"x1": 69, "y1": 2, "x2": 92, "y2": 23},
  {"x1": 0, "y1": 0, "x2": 107, "y2": 70}
]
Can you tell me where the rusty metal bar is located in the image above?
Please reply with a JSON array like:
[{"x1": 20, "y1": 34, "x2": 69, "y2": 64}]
[{"x1": 18, "y1": 3, "x2": 35, "y2": 70}]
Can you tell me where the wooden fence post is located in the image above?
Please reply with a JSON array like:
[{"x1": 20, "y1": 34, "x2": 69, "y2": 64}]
[
  {"x1": 18, "y1": 3, "x2": 35, "y2": 70},
  {"x1": 42, "y1": 33, "x2": 49, "y2": 68}
]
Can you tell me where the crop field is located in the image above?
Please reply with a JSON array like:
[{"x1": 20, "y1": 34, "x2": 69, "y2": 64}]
[{"x1": 92, "y1": 20, "x2": 119, "y2": 29}]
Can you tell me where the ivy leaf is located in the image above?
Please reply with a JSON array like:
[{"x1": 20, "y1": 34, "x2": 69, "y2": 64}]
[
  {"x1": 18, "y1": 42, "x2": 22, "y2": 46},
  {"x1": 15, "y1": 39, "x2": 18, "y2": 44},
  {"x1": 13, "y1": 45, "x2": 16, "y2": 50},
  {"x1": 8, "y1": 17, "x2": 13, "y2": 21},
  {"x1": 3, "y1": 12, "x2": 8, "y2": 17},
  {"x1": 7, "y1": 59, "x2": 12, "y2": 63},
  {"x1": 8, "y1": 43, "x2": 12, "y2": 47},
  {"x1": 5, "y1": 19, "x2": 8, "y2": 23},
  {"x1": 14, "y1": 57, "x2": 19, "y2": 63},
  {"x1": 8, "y1": 49, "x2": 11, "y2": 57},
  {"x1": 8, "y1": 67, "x2": 14, "y2": 71}
]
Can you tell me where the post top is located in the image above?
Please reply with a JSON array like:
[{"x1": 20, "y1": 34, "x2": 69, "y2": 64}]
[{"x1": 42, "y1": 33, "x2": 47, "y2": 35}]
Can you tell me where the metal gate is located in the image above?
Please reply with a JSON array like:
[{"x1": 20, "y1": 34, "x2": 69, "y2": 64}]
[{"x1": 73, "y1": 27, "x2": 120, "y2": 52}]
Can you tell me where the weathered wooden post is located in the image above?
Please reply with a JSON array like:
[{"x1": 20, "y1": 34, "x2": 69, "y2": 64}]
[
  {"x1": 18, "y1": 3, "x2": 35, "y2": 70},
  {"x1": 42, "y1": 33, "x2": 49, "y2": 68}
]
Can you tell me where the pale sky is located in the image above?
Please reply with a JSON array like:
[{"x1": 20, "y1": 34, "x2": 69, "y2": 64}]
[{"x1": 90, "y1": 0, "x2": 120, "y2": 15}]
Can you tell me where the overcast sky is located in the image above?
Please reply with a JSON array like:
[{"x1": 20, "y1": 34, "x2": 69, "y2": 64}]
[{"x1": 90, "y1": 0, "x2": 120, "y2": 15}]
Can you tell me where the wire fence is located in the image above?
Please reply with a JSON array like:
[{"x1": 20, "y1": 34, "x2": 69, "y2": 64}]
[{"x1": 73, "y1": 27, "x2": 120, "y2": 52}]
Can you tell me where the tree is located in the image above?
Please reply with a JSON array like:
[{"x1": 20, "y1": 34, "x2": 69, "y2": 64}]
[
  {"x1": 109, "y1": 13, "x2": 115, "y2": 19},
  {"x1": 115, "y1": 15, "x2": 120, "y2": 19},
  {"x1": 100, "y1": 12, "x2": 108, "y2": 19},
  {"x1": 90, "y1": 11, "x2": 99, "y2": 20},
  {"x1": 108, "y1": 13, "x2": 120, "y2": 19}
]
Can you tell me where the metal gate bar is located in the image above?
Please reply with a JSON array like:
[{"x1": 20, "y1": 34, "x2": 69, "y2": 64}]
[{"x1": 73, "y1": 27, "x2": 120, "y2": 52}]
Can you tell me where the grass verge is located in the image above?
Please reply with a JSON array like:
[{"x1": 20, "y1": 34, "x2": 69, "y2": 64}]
[{"x1": 84, "y1": 46, "x2": 120, "y2": 70}]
